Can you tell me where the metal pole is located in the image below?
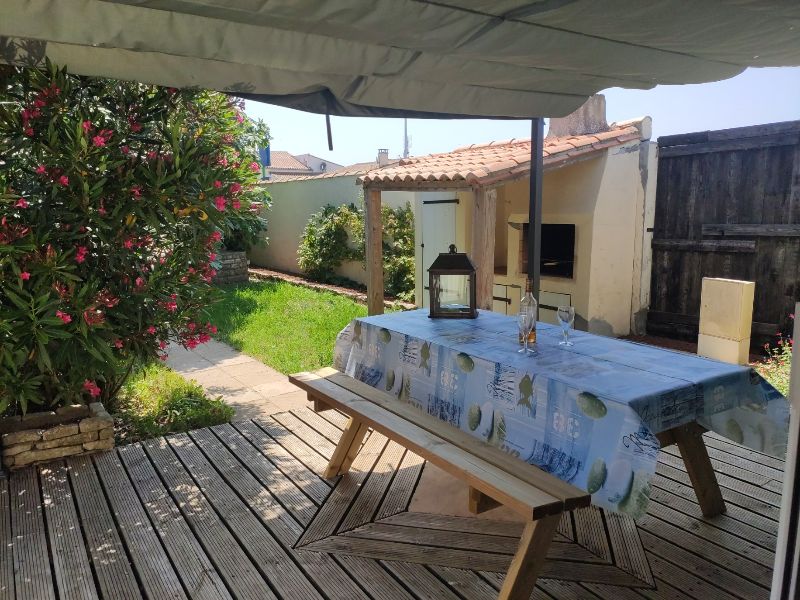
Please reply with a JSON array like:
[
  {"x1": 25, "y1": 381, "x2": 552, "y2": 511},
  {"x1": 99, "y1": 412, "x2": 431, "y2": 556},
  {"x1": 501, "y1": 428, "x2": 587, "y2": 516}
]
[{"x1": 528, "y1": 118, "x2": 544, "y2": 299}]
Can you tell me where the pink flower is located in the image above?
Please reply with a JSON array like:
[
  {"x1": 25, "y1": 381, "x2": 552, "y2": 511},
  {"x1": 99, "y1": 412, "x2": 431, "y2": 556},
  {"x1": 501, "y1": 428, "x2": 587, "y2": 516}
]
[
  {"x1": 56, "y1": 310, "x2": 72, "y2": 324},
  {"x1": 159, "y1": 340, "x2": 168, "y2": 349},
  {"x1": 217, "y1": 156, "x2": 228, "y2": 167},
  {"x1": 58, "y1": 175, "x2": 69, "y2": 186},
  {"x1": 130, "y1": 121, "x2": 142, "y2": 133},
  {"x1": 147, "y1": 325, "x2": 157, "y2": 335},
  {"x1": 113, "y1": 339, "x2": 124, "y2": 349},
  {"x1": 229, "y1": 182, "x2": 242, "y2": 194},
  {"x1": 83, "y1": 309, "x2": 105, "y2": 326},
  {"x1": 20, "y1": 271, "x2": 30, "y2": 280},
  {"x1": 15, "y1": 198, "x2": 28, "y2": 208},
  {"x1": 81, "y1": 120, "x2": 92, "y2": 133},
  {"x1": 208, "y1": 252, "x2": 217, "y2": 262},
  {"x1": 235, "y1": 112, "x2": 244, "y2": 124},
  {"x1": 35, "y1": 164, "x2": 46, "y2": 175},
  {"x1": 208, "y1": 324, "x2": 218, "y2": 334},
  {"x1": 249, "y1": 161, "x2": 260, "y2": 173},
  {"x1": 123, "y1": 238, "x2": 134, "y2": 250},
  {"x1": 82, "y1": 379, "x2": 102, "y2": 398},
  {"x1": 121, "y1": 145, "x2": 130, "y2": 155},
  {"x1": 214, "y1": 196, "x2": 227, "y2": 211},
  {"x1": 213, "y1": 180, "x2": 223, "y2": 189},
  {"x1": 158, "y1": 353, "x2": 169, "y2": 361},
  {"x1": 146, "y1": 150, "x2": 157, "y2": 161},
  {"x1": 24, "y1": 127, "x2": 34, "y2": 137},
  {"x1": 135, "y1": 276, "x2": 145, "y2": 288},
  {"x1": 131, "y1": 185, "x2": 142, "y2": 199},
  {"x1": 232, "y1": 199, "x2": 241, "y2": 210},
  {"x1": 75, "y1": 246, "x2": 88, "y2": 263},
  {"x1": 92, "y1": 134, "x2": 106, "y2": 148}
]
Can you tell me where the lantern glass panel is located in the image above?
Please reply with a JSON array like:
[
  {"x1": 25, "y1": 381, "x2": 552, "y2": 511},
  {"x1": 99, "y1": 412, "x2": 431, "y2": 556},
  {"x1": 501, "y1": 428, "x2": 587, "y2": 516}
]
[{"x1": 435, "y1": 274, "x2": 471, "y2": 315}]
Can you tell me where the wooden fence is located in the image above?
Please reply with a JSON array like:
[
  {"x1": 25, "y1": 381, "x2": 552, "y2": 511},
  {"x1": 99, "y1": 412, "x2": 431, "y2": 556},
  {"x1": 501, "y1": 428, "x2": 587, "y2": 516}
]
[{"x1": 647, "y1": 121, "x2": 800, "y2": 349}]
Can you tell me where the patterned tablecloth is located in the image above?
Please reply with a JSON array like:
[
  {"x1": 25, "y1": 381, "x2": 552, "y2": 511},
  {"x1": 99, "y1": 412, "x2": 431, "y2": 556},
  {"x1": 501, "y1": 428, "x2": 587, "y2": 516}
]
[{"x1": 333, "y1": 309, "x2": 789, "y2": 518}]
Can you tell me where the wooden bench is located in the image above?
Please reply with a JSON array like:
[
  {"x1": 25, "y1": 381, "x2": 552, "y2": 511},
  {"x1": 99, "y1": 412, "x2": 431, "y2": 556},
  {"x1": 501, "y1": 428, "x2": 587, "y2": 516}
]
[{"x1": 290, "y1": 368, "x2": 591, "y2": 600}]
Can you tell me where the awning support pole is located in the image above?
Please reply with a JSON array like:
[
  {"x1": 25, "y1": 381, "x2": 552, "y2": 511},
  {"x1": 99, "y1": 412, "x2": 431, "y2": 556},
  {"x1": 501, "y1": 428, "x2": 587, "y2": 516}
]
[
  {"x1": 365, "y1": 188, "x2": 384, "y2": 315},
  {"x1": 528, "y1": 118, "x2": 544, "y2": 299}
]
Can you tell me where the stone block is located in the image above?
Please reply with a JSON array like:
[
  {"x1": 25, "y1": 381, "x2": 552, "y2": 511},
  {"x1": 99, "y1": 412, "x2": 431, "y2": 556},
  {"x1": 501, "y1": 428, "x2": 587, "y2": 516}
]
[
  {"x1": 19, "y1": 411, "x2": 62, "y2": 430},
  {"x1": 699, "y1": 278, "x2": 755, "y2": 341},
  {"x1": 80, "y1": 416, "x2": 114, "y2": 433},
  {"x1": 56, "y1": 404, "x2": 91, "y2": 419},
  {"x1": 697, "y1": 333, "x2": 750, "y2": 365},
  {"x1": 41, "y1": 423, "x2": 80, "y2": 441},
  {"x1": 2, "y1": 442, "x2": 33, "y2": 458},
  {"x1": 13, "y1": 445, "x2": 84, "y2": 467},
  {"x1": 98, "y1": 427, "x2": 114, "y2": 440},
  {"x1": 83, "y1": 438, "x2": 114, "y2": 452},
  {"x1": 36, "y1": 431, "x2": 97, "y2": 450},
  {"x1": 2, "y1": 429, "x2": 42, "y2": 446},
  {"x1": 0, "y1": 416, "x2": 23, "y2": 435}
]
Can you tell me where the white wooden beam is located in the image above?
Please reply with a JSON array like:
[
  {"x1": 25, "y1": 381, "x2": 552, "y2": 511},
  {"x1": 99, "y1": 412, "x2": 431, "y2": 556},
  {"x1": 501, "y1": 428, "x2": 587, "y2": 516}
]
[
  {"x1": 471, "y1": 187, "x2": 497, "y2": 310},
  {"x1": 365, "y1": 188, "x2": 384, "y2": 316}
]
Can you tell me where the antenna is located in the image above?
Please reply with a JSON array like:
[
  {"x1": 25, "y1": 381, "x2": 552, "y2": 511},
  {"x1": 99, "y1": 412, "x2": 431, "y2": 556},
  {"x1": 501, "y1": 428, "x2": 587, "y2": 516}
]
[{"x1": 403, "y1": 118, "x2": 410, "y2": 158}]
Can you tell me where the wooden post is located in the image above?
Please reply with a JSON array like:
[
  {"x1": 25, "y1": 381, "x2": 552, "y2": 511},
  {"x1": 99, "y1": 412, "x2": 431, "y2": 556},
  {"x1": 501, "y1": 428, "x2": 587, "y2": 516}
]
[
  {"x1": 498, "y1": 514, "x2": 560, "y2": 600},
  {"x1": 471, "y1": 187, "x2": 497, "y2": 310},
  {"x1": 772, "y1": 302, "x2": 800, "y2": 599},
  {"x1": 365, "y1": 188, "x2": 384, "y2": 316}
]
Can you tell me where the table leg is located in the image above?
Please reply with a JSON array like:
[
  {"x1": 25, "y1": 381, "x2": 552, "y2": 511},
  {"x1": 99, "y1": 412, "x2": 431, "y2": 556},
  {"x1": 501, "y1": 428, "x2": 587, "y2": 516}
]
[
  {"x1": 468, "y1": 487, "x2": 501, "y2": 514},
  {"x1": 658, "y1": 423, "x2": 726, "y2": 518},
  {"x1": 498, "y1": 514, "x2": 560, "y2": 600},
  {"x1": 307, "y1": 392, "x2": 332, "y2": 413},
  {"x1": 324, "y1": 416, "x2": 369, "y2": 479}
]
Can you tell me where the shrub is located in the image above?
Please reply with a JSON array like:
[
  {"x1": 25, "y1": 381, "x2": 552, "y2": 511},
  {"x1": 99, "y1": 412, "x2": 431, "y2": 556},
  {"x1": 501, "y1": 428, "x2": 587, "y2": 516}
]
[
  {"x1": 755, "y1": 321, "x2": 793, "y2": 397},
  {"x1": 297, "y1": 201, "x2": 415, "y2": 301},
  {"x1": 0, "y1": 61, "x2": 269, "y2": 414},
  {"x1": 112, "y1": 362, "x2": 234, "y2": 443}
]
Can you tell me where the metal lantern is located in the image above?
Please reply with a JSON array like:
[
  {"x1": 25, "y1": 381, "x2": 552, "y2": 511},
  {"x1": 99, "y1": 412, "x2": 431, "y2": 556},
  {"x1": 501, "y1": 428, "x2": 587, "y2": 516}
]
[{"x1": 428, "y1": 244, "x2": 477, "y2": 318}]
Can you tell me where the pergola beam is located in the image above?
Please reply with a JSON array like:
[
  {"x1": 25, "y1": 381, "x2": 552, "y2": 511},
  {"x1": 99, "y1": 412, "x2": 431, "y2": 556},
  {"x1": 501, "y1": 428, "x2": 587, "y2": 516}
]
[
  {"x1": 471, "y1": 187, "x2": 497, "y2": 310},
  {"x1": 365, "y1": 188, "x2": 384, "y2": 315}
]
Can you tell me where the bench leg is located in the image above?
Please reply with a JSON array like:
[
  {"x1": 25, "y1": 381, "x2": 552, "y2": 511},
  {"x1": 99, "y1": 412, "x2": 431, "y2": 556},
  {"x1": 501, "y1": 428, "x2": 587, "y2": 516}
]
[
  {"x1": 324, "y1": 416, "x2": 369, "y2": 479},
  {"x1": 468, "y1": 487, "x2": 501, "y2": 514},
  {"x1": 307, "y1": 392, "x2": 332, "y2": 413},
  {"x1": 659, "y1": 423, "x2": 726, "y2": 518},
  {"x1": 498, "y1": 513, "x2": 560, "y2": 600}
]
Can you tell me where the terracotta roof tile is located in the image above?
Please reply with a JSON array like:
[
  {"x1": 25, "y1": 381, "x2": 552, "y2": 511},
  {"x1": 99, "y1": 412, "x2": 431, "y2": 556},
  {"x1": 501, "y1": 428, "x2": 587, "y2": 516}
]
[
  {"x1": 268, "y1": 151, "x2": 312, "y2": 172},
  {"x1": 360, "y1": 123, "x2": 643, "y2": 187}
]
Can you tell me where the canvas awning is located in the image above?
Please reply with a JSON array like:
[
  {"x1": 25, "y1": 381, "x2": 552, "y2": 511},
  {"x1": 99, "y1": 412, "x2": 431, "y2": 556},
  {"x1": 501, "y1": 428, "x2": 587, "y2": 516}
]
[{"x1": 1, "y1": 1, "x2": 799, "y2": 119}]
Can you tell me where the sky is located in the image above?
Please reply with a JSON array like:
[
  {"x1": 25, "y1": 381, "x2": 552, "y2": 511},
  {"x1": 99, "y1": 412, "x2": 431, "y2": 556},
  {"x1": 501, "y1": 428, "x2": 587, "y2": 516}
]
[{"x1": 244, "y1": 67, "x2": 800, "y2": 168}]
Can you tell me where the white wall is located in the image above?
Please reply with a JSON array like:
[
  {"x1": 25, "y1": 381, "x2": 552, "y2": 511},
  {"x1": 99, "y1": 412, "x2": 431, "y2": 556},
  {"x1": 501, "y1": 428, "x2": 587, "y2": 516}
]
[{"x1": 249, "y1": 175, "x2": 413, "y2": 286}]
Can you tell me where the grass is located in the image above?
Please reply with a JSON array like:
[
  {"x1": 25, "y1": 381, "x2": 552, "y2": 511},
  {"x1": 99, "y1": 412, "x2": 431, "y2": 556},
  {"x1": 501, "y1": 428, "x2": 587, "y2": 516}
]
[
  {"x1": 205, "y1": 280, "x2": 369, "y2": 374},
  {"x1": 110, "y1": 362, "x2": 235, "y2": 444}
]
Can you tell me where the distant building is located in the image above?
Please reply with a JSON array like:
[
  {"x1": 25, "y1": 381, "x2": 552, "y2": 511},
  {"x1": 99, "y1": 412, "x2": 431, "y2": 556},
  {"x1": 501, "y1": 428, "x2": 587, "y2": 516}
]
[
  {"x1": 261, "y1": 150, "x2": 344, "y2": 179},
  {"x1": 294, "y1": 153, "x2": 344, "y2": 175}
]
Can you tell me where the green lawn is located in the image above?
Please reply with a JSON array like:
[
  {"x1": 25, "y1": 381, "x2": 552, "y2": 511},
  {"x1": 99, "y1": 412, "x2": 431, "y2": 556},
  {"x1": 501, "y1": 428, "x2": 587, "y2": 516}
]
[{"x1": 205, "y1": 280, "x2": 369, "y2": 374}]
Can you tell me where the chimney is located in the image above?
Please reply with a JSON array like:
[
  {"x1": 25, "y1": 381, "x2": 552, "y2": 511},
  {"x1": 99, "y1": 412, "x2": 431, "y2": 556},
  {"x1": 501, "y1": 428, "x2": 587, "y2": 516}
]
[
  {"x1": 546, "y1": 95, "x2": 608, "y2": 138},
  {"x1": 377, "y1": 148, "x2": 390, "y2": 166}
]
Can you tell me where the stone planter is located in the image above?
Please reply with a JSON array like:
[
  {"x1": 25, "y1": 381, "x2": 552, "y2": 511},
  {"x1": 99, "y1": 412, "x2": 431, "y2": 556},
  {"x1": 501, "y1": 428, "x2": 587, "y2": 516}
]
[
  {"x1": 1, "y1": 402, "x2": 114, "y2": 470},
  {"x1": 214, "y1": 250, "x2": 249, "y2": 285}
]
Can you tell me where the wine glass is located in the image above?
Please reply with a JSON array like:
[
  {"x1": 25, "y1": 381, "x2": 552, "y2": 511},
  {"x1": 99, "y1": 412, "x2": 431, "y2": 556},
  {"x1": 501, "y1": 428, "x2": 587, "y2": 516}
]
[
  {"x1": 557, "y1": 306, "x2": 575, "y2": 346},
  {"x1": 517, "y1": 310, "x2": 534, "y2": 355}
]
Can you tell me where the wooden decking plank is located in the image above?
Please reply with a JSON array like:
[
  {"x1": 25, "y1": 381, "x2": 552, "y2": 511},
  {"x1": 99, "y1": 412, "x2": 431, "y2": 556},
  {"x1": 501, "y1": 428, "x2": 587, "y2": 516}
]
[
  {"x1": 640, "y1": 551, "x2": 747, "y2": 600},
  {"x1": 142, "y1": 437, "x2": 277, "y2": 600},
  {"x1": 38, "y1": 462, "x2": 98, "y2": 600},
  {"x1": 479, "y1": 572, "x2": 552, "y2": 600},
  {"x1": 639, "y1": 529, "x2": 769, "y2": 599},
  {"x1": 604, "y1": 509, "x2": 654, "y2": 587},
  {"x1": 254, "y1": 417, "x2": 335, "y2": 477},
  {"x1": 381, "y1": 511, "x2": 524, "y2": 538},
  {"x1": 431, "y1": 566, "x2": 499, "y2": 600},
  {"x1": 270, "y1": 411, "x2": 338, "y2": 458},
  {"x1": 187, "y1": 429, "x2": 368, "y2": 600},
  {"x1": 338, "y1": 440, "x2": 406, "y2": 532},
  {"x1": 334, "y1": 555, "x2": 418, "y2": 600},
  {"x1": 581, "y1": 582, "x2": 650, "y2": 600},
  {"x1": 297, "y1": 431, "x2": 388, "y2": 545},
  {"x1": 167, "y1": 432, "x2": 322, "y2": 600},
  {"x1": 663, "y1": 442, "x2": 784, "y2": 482},
  {"x1": 648, "y1": 485, "x2": 776, "y2": 550},
  {"x1": 539, "y1": 579, "x2": 605, "y2": 600},
  {"x1": 0, "y1": 478, "x2": 13, "y2": 600},
  {"x1": 374, "y1": 450, "x2": 425, "y2": 520},
  {"x1": 234, "y1": 420, "x2": 332, "y2": 498},
  {"x1": 659, "y1": 448, "x2": 774, "y2": 490},
  {"x1": 317, "y1": 408, "x2": 350, "y2": 430},
  {"x1": 9, "y1": 468, "x2": 56, "y2": 600},
  {"x1": 211, "y1": 423, "x2": 319, "y2": 523},
  {"x1": 572, "y1": 506, "x2": 612, "y2": 563},
  {"x1": 93, "y1": 451, "x2": 187, "y2": 600},
  {"x1": 655, "y1": 462, "x2": 780, "y2": 521},
  {"x1": 118, "y1": 443, "x2": 233, "y2": 600},
  {"x1": 645, "y1": 496, "x2": 774, "y2": 567},
  {"x1": 66, "y1": 456, "x2": 141, "y2": 600},
  {"x1": 379, "y1": 562, "x2": 463, "y2": 600},
  {"x1": 703, "y1": 433, "x2": 785, "y2": 470},
  {"x1": 294, "y1": 407, "x2": 348, "y2": 443}
]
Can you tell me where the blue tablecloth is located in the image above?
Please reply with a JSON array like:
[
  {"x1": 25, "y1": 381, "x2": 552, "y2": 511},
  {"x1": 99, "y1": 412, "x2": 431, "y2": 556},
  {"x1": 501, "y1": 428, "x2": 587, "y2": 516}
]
[{"x1": 333, "y1": 309, "x2": 789, "y2": 518}]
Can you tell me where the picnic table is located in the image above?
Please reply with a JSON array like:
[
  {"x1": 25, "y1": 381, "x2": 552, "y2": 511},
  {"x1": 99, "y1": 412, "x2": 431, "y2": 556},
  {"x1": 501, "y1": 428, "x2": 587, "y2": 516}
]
[{"x1": 333, "y1": 309, "x2": 789, "y2": 518}]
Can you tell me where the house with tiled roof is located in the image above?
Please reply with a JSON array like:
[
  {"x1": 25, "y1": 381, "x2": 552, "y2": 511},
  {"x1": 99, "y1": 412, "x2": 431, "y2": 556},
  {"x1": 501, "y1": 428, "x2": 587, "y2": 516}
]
[
  {"x1": 360, "y1": 96, "x2": 657, "y2": 336},
  {"x1": 262, "y1": 150, "x2": 344, "y2": 178}
]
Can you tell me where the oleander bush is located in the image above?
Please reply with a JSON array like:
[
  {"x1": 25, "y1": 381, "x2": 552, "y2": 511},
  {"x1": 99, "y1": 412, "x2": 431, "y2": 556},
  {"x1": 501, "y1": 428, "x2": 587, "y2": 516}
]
[
  {"x1": 0, "y1": 60, "x2": 269, "y2": 414},
  {"x1": 755, "y1": 315, "x2": 794, "y2": 397}
]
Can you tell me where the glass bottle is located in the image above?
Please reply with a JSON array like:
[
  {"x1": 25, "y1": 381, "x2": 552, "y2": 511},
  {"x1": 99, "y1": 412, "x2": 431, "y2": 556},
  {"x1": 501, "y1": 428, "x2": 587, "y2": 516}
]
[{"x1": 519, "y1": 279, "x2": 537, "y2": 345}]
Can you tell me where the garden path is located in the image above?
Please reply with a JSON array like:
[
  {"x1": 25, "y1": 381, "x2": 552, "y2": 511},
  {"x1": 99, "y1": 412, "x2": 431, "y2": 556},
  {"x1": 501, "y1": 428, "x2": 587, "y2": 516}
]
[{"x1": 166, "y1": 339, "x2": 307, "y2": 419}]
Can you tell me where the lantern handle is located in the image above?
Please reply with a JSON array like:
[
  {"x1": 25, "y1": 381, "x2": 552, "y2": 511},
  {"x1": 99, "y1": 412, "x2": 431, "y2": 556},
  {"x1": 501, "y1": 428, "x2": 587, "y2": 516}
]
[{"x1": 449, "y1": 244, "x2": 457, "y2": 253}]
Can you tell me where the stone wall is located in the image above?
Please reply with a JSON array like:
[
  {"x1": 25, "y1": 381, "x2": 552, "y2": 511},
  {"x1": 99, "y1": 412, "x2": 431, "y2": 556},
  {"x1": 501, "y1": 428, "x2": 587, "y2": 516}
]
[
  {"x1": 214, "y1": 250, "x2": 249, "y2": 285},
  {"x1": 1, "y1": 402, "x2": 114, "y2": 470}
]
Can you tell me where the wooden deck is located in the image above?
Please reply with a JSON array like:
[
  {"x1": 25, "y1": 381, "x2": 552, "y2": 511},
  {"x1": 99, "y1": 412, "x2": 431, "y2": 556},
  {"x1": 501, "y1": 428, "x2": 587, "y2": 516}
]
[{"x1": 0, "y1": 407, "x2": 781, "y2": 599}]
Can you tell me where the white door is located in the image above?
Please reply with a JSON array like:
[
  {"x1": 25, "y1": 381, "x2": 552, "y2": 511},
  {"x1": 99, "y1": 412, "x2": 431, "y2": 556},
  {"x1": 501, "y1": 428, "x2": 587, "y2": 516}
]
[{"x1": 420, "y1": 199, "x2": 458, "y2": 308}]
